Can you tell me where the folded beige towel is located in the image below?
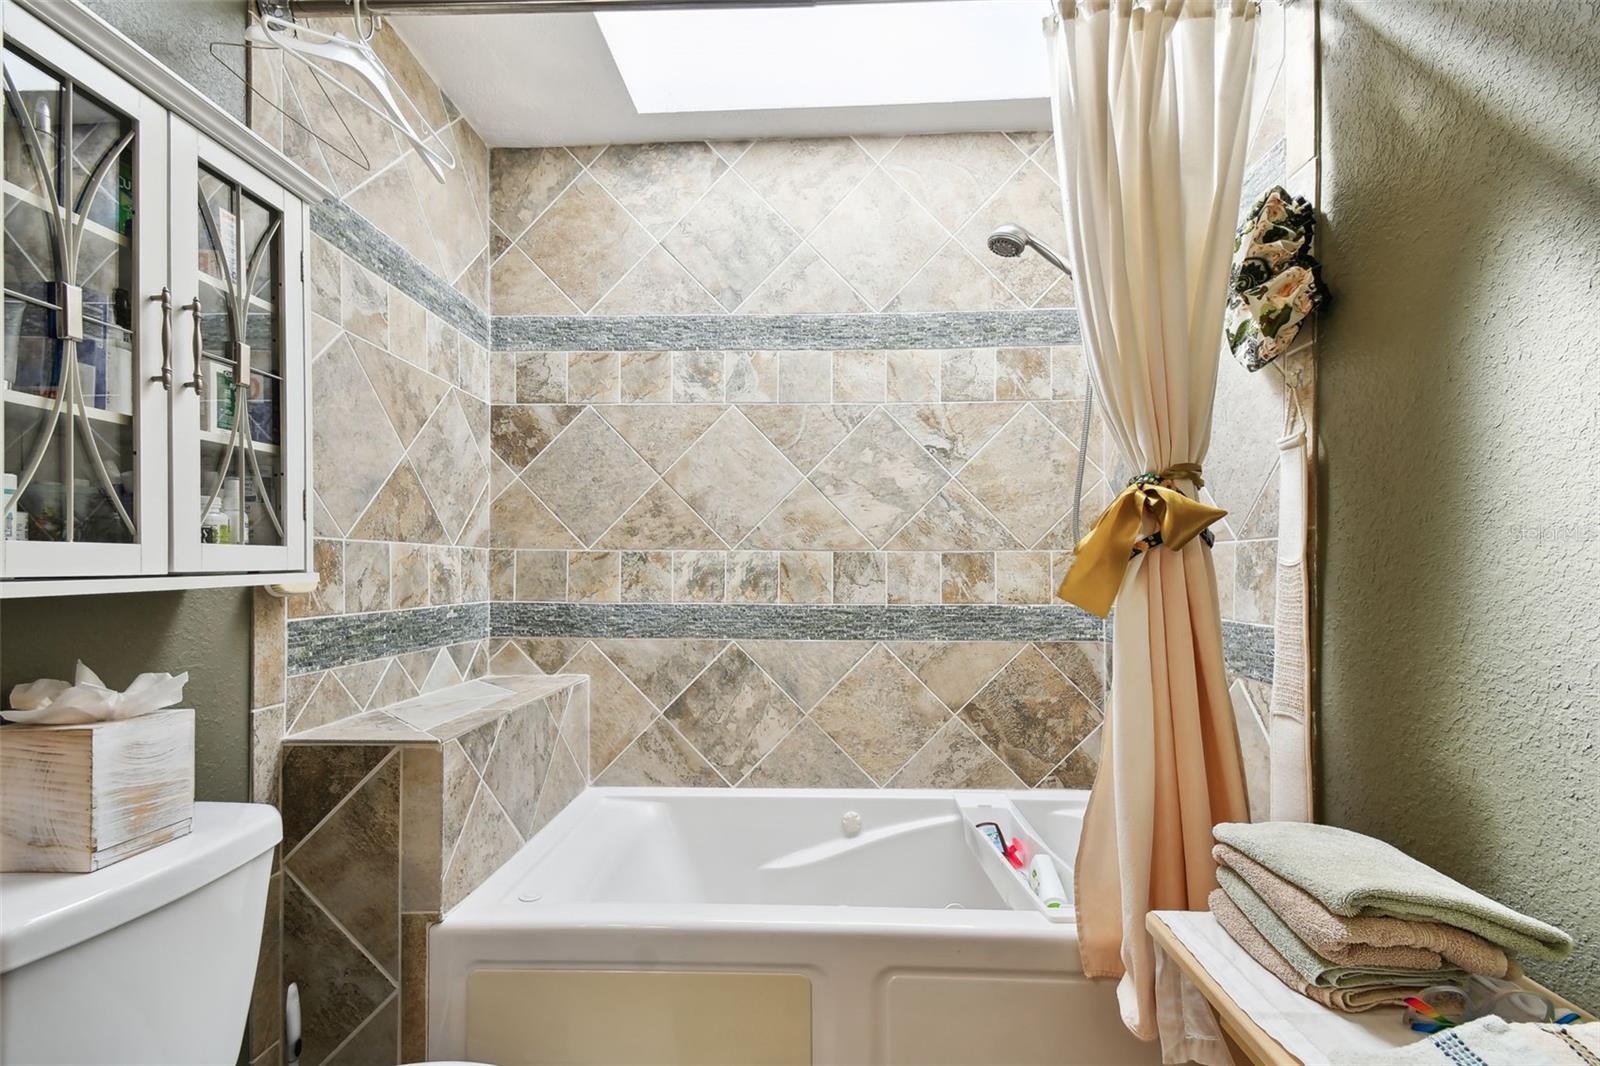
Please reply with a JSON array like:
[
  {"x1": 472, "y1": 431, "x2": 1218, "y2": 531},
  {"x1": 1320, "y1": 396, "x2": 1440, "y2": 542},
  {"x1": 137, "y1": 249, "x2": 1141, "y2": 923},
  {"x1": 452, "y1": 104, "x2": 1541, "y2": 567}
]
[
  {"x1": 1214, "y1": 844, "x2": 1511, "y2": 978},
  {"x1": 1209, "y1": 890, "x2": 1417, "y2": 1012}
]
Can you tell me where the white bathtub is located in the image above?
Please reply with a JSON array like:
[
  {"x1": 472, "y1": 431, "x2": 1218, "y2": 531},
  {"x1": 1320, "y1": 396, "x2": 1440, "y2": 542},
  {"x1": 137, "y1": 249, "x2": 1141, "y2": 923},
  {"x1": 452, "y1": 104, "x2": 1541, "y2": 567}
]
[{"x1": 429, "y1": 788, "x2": 1159, "y2": 1066}]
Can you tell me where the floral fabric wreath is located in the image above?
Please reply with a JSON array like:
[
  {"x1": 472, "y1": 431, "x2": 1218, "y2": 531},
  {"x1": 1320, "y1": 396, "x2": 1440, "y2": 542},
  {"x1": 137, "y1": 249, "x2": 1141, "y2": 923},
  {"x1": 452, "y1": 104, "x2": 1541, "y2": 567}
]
[{"x1": 1226, "y1": 186, "x2": 1324, "y2": 372}]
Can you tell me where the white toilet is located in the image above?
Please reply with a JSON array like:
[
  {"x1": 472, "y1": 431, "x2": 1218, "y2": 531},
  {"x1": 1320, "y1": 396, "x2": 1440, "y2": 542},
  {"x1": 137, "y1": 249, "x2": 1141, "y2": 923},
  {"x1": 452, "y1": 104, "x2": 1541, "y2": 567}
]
[{"x1": 0, "y1": 802, "x2": 280, "y2": 1066}]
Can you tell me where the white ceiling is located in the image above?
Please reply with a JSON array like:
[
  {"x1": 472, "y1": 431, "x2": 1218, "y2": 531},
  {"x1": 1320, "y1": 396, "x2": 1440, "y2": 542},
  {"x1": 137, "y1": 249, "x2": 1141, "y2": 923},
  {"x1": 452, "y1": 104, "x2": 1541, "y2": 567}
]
[{"x1": 391, "y1": 7, "x2": 1053, "y2": 148}]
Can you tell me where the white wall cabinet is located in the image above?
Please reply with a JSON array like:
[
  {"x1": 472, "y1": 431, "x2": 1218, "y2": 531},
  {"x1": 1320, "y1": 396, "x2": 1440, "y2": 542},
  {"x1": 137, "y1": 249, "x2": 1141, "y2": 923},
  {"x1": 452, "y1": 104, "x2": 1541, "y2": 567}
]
[{"x1": 1, "y1": 0, "x2": 324, "y2": 596}]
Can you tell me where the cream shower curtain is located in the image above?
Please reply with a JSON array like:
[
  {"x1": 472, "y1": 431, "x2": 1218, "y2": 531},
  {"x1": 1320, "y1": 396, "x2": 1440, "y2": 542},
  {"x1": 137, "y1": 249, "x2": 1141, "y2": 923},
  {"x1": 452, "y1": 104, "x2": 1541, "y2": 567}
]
[{"x1": 1046, "y1": 0, "x2": 1259, "y2": 1039}]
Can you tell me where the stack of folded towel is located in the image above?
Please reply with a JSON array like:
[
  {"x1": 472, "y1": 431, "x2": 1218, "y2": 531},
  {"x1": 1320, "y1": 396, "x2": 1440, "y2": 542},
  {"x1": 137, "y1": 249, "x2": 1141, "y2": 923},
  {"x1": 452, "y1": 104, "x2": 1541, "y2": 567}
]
[{"x1": 1208, "y1": 821, "x2": 1574, "y2": 1012}]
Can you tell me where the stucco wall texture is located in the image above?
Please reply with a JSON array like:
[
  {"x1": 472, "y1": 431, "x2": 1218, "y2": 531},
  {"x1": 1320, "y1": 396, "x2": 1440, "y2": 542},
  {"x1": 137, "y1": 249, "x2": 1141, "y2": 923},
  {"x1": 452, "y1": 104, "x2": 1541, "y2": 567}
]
[{"x1": 1317, "y1": 0, "x2": 1600, "y2": 1009}]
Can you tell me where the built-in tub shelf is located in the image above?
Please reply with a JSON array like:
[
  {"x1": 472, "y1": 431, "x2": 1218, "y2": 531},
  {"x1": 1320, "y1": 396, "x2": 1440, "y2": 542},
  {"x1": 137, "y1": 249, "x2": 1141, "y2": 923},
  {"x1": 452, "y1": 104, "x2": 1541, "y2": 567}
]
[
  {"x1": 283, "y1": 674, "x2": 587, "y2": 748},
  {"x1": 957, "y1": 793, "x2": 1075, "y2": 922}
]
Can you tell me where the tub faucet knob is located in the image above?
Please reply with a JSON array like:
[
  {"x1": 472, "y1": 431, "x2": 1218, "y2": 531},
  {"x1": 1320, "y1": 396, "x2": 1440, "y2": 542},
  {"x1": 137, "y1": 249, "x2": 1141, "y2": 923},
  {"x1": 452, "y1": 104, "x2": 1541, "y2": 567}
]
[{"x1": 841, "y1": 811, "x2": 861, "y2": 838}]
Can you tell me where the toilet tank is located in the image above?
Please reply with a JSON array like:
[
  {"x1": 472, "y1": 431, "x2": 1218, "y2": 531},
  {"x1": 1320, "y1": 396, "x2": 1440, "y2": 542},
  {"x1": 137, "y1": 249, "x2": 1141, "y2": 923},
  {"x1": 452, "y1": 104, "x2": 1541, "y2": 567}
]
[{"x1": 0, "y1": 802, "x2": 282, "y2": 1066}]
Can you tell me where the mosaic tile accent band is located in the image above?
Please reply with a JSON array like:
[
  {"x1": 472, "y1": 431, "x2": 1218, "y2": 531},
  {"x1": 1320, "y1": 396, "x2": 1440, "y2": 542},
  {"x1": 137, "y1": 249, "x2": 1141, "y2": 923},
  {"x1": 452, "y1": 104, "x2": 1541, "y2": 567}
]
[
  {"x1": 311, "y1": 200, "x2": 490, "y2": 346},
  {"x1": 491, "y1": 600, "x2": 1105, "y2": 643},
  {"x1": 288, "y1": 603, "x2": 490, "y2": 676},
  {"x1": 1221, "y1": 620, "x2": 1274, "y2": 683},
  {"x1": 492, "y1": 310, "x2": 1081, "y2": 352},
  {"x1": 283, "y1": 602, "x2": 1274, "y2": 679}
]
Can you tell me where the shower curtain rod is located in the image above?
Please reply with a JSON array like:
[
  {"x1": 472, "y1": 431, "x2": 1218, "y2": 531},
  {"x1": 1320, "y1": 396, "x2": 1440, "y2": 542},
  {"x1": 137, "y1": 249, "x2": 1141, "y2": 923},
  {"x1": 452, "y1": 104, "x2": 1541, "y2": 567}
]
[{"x1": 289, "y1": 0, "x2": 957, "y2": 15}]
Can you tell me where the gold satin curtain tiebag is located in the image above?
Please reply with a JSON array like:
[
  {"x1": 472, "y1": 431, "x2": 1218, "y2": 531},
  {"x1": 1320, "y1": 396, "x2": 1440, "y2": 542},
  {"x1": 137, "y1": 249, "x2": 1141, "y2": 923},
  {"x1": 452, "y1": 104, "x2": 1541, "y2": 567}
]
[{"x1": 1056, "y1": 463, "x2": 1228, "y2": 618}]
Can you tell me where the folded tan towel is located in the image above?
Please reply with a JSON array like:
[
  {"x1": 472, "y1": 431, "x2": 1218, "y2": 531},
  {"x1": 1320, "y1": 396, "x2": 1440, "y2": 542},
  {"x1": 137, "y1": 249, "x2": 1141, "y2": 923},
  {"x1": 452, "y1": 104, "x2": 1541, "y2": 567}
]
[
  {"x1": 1213, "y1": 844, "x2": 1510, "y2": 978},
  {"x1": 1209, "y1": 890, "x2": 1418, "y2": 1012}
]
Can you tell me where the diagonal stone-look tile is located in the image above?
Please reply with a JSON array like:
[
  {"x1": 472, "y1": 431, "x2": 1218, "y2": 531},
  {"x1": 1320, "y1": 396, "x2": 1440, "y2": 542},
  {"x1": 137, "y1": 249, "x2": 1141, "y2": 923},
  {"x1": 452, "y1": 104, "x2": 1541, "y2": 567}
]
[
  {"x1": 522, "y1": 408, "x2": 656, "y2": 545},
  {"x1": 442, "y1": 783, "x2": 524, "y2": 911},
  {"x1": 957, "y1": 405, "x2": 1079, "y2": 548},
  {"x1": 588, "y1": 141, "x2": 728, "y2": 238},
  {"x1": 562, "y1": 644, "x2": 656, "y2": 777},
  {"x1": 490, "y1": 404, "x2": 582, "y2": 473},
  {"x1": 593, "y1": 246, "x2": 721, "y2": 315},
  {"x1": 349, "y1": 460, "x2": 447, "y2": 544},
  {"x1": 287, "y1": 673, "x2": 362, "y2": 735},
  {"x1": 743, "y1": 481, "x2": 872, "y2": 550},
  {"x1": 886, "y1": 239, "x2": 1023, "y2": 313},
  {"x1": 1042, "y1": 727, "x2": 1101, "y2": 790},
  {"x1": 286, "y1": 753, "x2": 400, "y2": 976},
  {"x1": 281, "y1": 744, "x2": 391, "y2": 851},
  {"x1": 595, "y1": 639, "x2": 726, "y2": 709},
  {"x1": 739, "y1": 244, "x2": 868, "y2": 314},
  {"x1": 958, "y1": 645, "x2": 1100, "y2": 786},
  {"x1": 889, "y1": 717, "x2": 1026, "y2": 789},
  {"x1": 888, "y1": 402, "x2": 1022, "y2": 472},
  {"x1": 809, "y1": 409, "x2": 949, "y2": 547},
  {"x1": 740, "y1": 403, "x2": 874, "y2": 474},
  {"x1": 664, "y1": 644, "x2": 802, "y2": 782},
  {"x1": 956, "y1": 160, "x2": 1068, "y2": 306},
  {"x1": 737, "y1": 640, "x2": 870, "y2": 712},
  {"x1": 885, "y1": 482, "x2": 1024, "y2": 551},
  {"x1": 808, "y1": 167, "x2": 947, "y2": 310},
  {"x1": 518, "y1": 173, "x2": 653, "y2": 311},
  {"x1": 887, "y1": 641, "x2": 1024, "y2": 711},
  {"x1": 410, "y1": 391, "x2": 488, "y2": 542},
  {"x1": 810, "y1": 644, "x2": 949, "y2": 784},
  {"x1": 312, "y1": 337, "x2": 404, "y2": 532},
  {"x1": 489, "y1": 480, "x2": 582, "y2": 550},
  {"x1": 350, "y1": 335, "x2": 449, "y2": 449},
  {"x1": 734, "y1": 136, "x2": 874, "y2": 234},
  {"x1": 1037, "y1": 641, "x2": 1107, "y2": 708},
  {"x1": 664, "y1": 408, "x2": 803, "y2": 545},
  {"x1": 597, "y1": 404, "x2": 727, "y2": 473},
  {"x1": 661, "y1": 171, "x2": 798, "y2": 310},
  {"x1": 442, "y1": 739, "x2": 480, "y2": 868},
  {"x1": 881, "y1": 132, "x2": 1025, "y2": 231},
  {"x1": 490, "y1": 146, "x2": 583, "y2": 240},
  {"x1": 596, "y1": 481, "x2": 723, "y2": 550},
  {"x1": 596, "y1": 718, "x2": 724, "y2": 787},
  {"x1": 283, "y1": 876, "x2": 394, "y2": 1066},
  {"x1": 743, "y1": 719, "x2": 872, "y2": 788},
  {"x1": 480, "y1": 699, "x2": 560, "y2": 837}
]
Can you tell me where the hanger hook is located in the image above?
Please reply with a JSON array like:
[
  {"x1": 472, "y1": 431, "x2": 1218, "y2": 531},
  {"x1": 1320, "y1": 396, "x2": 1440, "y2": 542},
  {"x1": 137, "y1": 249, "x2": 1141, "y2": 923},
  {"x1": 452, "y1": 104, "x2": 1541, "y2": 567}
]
[{"x1": 351, "y1": 0, "x2": 380, "y2": 43}]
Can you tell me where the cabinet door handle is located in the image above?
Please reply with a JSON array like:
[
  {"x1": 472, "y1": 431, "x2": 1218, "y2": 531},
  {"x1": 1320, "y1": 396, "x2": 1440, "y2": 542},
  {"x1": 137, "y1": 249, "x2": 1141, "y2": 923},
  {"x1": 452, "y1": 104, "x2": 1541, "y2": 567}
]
[
  {"x1": 149, "y1": 288, "x2": 173, "y2": 389},
  {"x1": 180, "y1": 297, "x2": 205, "y2": 398}
]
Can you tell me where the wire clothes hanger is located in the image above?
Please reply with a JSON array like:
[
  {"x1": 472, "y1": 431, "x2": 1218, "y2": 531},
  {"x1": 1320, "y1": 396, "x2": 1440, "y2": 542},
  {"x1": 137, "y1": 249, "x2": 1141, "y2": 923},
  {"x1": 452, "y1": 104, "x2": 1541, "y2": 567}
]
[{"x1": 211, "y1": 0, "x2": 457, "y2": 183}]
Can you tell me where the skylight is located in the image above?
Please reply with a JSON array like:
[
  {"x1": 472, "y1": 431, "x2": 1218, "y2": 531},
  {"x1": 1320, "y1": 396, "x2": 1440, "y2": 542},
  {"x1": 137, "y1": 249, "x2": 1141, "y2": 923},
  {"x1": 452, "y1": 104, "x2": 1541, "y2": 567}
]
[{"x1": 596, "y1": 1, "x2": 1052, "y2": 115}]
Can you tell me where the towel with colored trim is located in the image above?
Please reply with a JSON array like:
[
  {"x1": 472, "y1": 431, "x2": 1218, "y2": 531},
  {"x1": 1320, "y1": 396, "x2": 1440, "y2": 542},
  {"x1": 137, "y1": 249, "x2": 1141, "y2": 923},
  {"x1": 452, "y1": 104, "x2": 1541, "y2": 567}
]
[
  {"x1": 1213, "y1": 822, "x2": 1572, "y2": 961},
  {"x1": 1330, "y1": 1016, "x2": 1600, "y2": 1065}
]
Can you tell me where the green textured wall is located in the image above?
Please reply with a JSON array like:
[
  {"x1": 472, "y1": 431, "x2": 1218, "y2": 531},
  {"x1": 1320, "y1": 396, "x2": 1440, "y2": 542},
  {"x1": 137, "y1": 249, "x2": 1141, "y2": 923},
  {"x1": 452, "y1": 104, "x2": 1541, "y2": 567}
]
[
  {"x1": 82, "y1": 0, "x2": 246, "y2": 121},
  {"x1": 1, "y1": 588, "x2": 253, "y2": 801},
  {"x1": 1317, "y1": 0, "x2": 1600, "y2": 1009}
]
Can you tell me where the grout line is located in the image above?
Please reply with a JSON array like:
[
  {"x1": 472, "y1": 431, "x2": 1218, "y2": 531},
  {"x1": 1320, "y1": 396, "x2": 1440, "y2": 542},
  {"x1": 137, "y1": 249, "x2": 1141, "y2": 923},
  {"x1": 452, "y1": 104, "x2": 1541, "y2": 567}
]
[{"x1": 285, "y1": 867, "x2": 400, "y2": 988}]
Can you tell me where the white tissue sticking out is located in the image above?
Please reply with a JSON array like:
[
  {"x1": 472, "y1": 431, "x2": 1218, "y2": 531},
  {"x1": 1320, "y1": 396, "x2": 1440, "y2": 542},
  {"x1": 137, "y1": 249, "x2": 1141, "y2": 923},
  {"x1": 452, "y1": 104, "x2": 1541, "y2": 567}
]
[{"x1": 2, "y1": 661, "x2": 189, "y2": 725}]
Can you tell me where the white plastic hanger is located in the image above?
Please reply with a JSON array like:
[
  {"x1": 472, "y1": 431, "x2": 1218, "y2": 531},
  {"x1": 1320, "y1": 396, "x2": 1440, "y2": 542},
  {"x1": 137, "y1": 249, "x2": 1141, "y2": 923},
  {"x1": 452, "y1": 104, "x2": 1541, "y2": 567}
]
[{"x1": 245, "y1": 2, "x2": 456, "y2": 182}]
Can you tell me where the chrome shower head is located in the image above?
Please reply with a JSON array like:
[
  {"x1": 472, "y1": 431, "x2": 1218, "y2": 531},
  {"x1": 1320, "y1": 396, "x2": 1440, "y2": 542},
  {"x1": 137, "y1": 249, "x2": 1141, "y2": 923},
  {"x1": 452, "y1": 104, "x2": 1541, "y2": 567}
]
[
  {"x1": 987, "y1": 222, "x2": 1073, "y2": 279},
  {"x1": 987, "y1": 223, "x2": 1031, "y2": 259}
]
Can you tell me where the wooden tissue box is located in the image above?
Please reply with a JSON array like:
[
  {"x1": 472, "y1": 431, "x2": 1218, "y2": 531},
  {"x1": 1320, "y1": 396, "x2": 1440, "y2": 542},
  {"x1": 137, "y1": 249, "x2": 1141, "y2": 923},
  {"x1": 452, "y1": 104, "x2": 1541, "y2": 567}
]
[{"x1": 0, "y1": 709, "x2": 195, "y2": 873}]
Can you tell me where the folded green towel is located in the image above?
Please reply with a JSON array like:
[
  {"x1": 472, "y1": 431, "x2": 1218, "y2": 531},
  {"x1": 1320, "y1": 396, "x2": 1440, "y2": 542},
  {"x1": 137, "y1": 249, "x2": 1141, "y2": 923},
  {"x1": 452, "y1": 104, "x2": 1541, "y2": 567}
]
[
  {"x1": 1214, "y1": 821, "x2": 1572, "y2": 961},
  {"x1": 1218, "y1": 869, "x2": 1463, "y2": 989}
]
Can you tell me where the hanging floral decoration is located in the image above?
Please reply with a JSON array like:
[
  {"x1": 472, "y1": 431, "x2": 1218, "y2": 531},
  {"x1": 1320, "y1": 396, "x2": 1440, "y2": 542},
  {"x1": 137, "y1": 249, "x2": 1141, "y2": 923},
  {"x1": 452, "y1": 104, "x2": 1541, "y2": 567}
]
[{"x1": 1225, "y1": 186, "x2": 1325, "y2": 372}]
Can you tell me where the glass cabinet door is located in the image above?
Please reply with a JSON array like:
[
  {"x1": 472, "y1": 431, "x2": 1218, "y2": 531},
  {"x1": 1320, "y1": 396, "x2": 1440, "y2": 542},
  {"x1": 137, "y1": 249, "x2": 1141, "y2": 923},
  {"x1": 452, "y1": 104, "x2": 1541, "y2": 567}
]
[
  {"x1": 1, "y1": 29, "x2": 169, "y2": 578},
  {"x1": 169, "y1": 122, "x2": 306, "y2": 574}
]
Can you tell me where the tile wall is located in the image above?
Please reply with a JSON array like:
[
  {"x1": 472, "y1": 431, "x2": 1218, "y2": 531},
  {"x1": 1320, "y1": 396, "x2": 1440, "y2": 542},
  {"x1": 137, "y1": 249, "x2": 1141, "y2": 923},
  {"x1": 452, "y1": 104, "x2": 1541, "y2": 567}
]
[
  {"x1": 246, "y1": 21, "x2": 495, "y2": 1066},
  {"x1": 242, "y1": 10, "x2": 1298, "y2": 1062}
]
